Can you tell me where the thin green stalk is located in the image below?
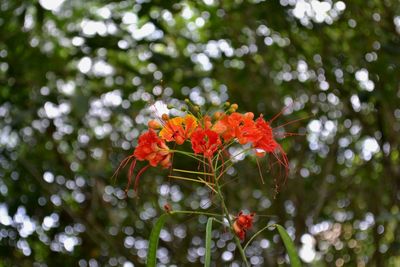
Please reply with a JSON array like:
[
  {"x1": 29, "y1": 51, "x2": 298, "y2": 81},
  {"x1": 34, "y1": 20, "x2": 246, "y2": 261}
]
[
  {"x1": 208, "y1": 157, "x2": 250, "y2": 267},
  {"x1": 215, "y1": 182, "x2": 250, "y2": 267},
  {"x1": 214, "y1": 152, "x2": 220, "y2": 171},
  {"x1": 168, "y1": 175, "x2": 214, "y2": 185},
  {"x1": 168, "y1": 149, "x2": 199, "y2": 157},
  {"x1": 170, "y1": 210, "x2": 223, "y2": 218},
  {"x1": 209, "y1": 217, "x2": 224, "y2": 225},
  {"x1": 243, "y1": 223, "x2": 274, "y2": 251},
  {"x1": 197, "y1": 176, "x2": 217, "y2": 193},
  {"x1": 215, "y1": 148, "x2": 252, "y2": 172},
  {"x1": 212, "y1": 139, "x2": 236, "y2": 161},
  {"x1": 169, "y1": 149, "x2": 208, "y2": 165},
  {"x1": 173, "y1": 168, "x2": 214, "y2": 176}
]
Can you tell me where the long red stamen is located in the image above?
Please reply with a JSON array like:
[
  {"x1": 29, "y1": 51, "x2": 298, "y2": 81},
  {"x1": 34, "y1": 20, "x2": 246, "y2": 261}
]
[
  {"x1": 273, "y1": 115, "x2": 311, "y2": 129},
  {"x1": 266, "y1": 145, "x2": 289, "y2": 197},
  {"x1": 255, "y1": 156, "x2": 265, "y2": 184},
  {"x1": 134, "y1": 164, "x2": 150, "y2": 192},
  {"x1": 268, "y1": 102, "x2": 295, "y2": 123},
  {"x1": 112, "y1": 154, "x2": 135, "y2": 181},
  {"x1": 128, "y1": 159, "x2": 137, "y2": 184},
  {"x1": 274, "y1": 132, "x2": 306, "y2": 138},
  {"x1": 124, "y1": 158, "x2": 137, "y2": 194}
]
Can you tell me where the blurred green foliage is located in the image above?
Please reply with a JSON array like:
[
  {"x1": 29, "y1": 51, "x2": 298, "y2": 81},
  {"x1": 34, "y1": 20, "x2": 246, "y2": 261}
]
[{"x1": 1, "y1": 0, "x2": 400, "y2": 266}]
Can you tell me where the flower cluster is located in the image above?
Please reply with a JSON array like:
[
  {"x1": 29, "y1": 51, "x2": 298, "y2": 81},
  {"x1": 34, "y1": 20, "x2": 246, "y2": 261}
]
[
  {"x1": 117, "y1": 101, "x2": 289, "y2": 192},
  {"x1": 113, "y1": 100, "x2": 297, "y2": 244},
  {"x1": 213, "y1": 112, "x2": 282, "y2": 158}
]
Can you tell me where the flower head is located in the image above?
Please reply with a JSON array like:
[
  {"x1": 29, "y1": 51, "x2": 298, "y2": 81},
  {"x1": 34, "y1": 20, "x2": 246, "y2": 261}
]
[
  {"x1": 134, "y1": 129, "x2": 171, "y2": 168},
  {"x1": 213, "y1": 112, "x2": 258, "y2": 145},
  {"x1": 252, "y1": 115, "x2": 278, "y2": 156},
  {"x1": 252, "y1": 115, "x2": 289, "y2": 185},
  {"x1": 159, "y1": 114, "x2": 198, "y2": 145},
  {"x1": 191, "y1": 128, "x2": 221, "y2": 158},
  {"x1": 235, "y1": 211, "x2": 255, "y2": 229},
  {"x1": 232, "y1": 211, "x2": 255, "y2": 240}
]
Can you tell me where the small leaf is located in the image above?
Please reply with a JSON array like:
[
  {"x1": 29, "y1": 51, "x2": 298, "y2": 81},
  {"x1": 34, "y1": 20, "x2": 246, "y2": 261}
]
[
  {"x1": 275, "y1": 224, "x2": 302, "y2": 267},
  {"x1": 147, "y1": 214, "x2": 168, "y2": 267},
  {"x1": 205, "y1": 217, "x2": 214, "y2": 267}
]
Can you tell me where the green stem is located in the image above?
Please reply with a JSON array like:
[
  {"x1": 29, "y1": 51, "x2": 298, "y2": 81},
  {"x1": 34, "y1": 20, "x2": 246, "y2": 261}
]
[
  {"x1": 208, "y1": 157, "x2": 250, "y2": 267},
  {"x1": 243, "y1": 223, "x2": 274, "y2": 251},
  {"x1": 215, "y1": 148, "x2": 252, "y2": 172},
  {"x1": 169, "y1": 149, "x2": 208, "y2": 165},
  {"x1": 215, "y1": 182, "x2": 250, "y2": 267},
  {"x1": 170, "y1": 210, "x2": 223, "y2": 218}
]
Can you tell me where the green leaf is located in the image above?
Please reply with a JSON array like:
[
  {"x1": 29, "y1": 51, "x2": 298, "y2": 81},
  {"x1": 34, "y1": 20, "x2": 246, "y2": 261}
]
[
  {"x1": 204, "y1": 217, "x2": 214, "y2": 267},
  {"x1": 146, "y1": 214, "x2": 168, "y2": 267},
  {"x1": 275, "y1": 224, "x2": 302, "y2": 267}
]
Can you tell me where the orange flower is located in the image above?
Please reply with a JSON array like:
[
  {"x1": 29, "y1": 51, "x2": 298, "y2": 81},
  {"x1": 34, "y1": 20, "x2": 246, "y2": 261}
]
[
  {"x1": 213, "y1": 112, "x2": 258, "y2": 145},
  {"x1": 233, "y1": 211, "x2": 255, "y2": 240},
  {"x1": 134, "y1": 129, "x2": 171, "y2": 168},
  {"x1": 236, "y1": 114, "x2": 259, "y2": 145},
  {"x1": 159, "y1": 114, "x2": 198, "y2": 145},
  {"x1": 190, "y1": 128, "x2": 221, "y2": 158},
  {"x1": 212, "y1": 112, "x2": 240, "y2": 141}
]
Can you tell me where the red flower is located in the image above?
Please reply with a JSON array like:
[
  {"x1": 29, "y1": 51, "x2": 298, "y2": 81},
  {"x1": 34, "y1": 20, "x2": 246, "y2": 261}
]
[
  {"x1": 134, "y1": 129, "x2": 171, "y2": 168},
  {"x1": 213, "y1": 112, "x2": 259, "y2": 145},
  {"x1": 233, "y1": 222, "x2": 246, "y2": 240},
  {"x1": 114, "y1": 130, "x2": 172, "y2": 192},
  {"x1": 252, "y1": 115, "x2": 289, "y2": 181},
  {"x1": 233, "y1": 211, "x2": 255, "y2": 240},
  {"x1": 190, "y1": 128, "x2": 221, "y2": 158},
  {"x1": 252, "y1": 115, "x2": 278, "y2": 156},
  {"x1": 235, "y1": 211, "x2": 255, "y2": 229}
]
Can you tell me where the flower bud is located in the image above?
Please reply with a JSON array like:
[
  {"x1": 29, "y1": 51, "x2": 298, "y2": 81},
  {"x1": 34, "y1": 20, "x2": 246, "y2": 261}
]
[
  {"x1": 213, "y1": 111, "x2": 223, "y2": 119},
  {"x1": 244, "y1": 112, "x2": 254, "y2": 120},
  {"x1": 231, "y1": 103, "x2": 238, "y2": 110},
  {"x1": 224, "y1": 101, "x2": 231, "y2": 108},
  {"x1": 163, "y1": 203, "x2": 172, "y2": 213},
  {"x1": 161, "y1": 114, "x2": 169, "y2": 120},
  {"x1": 148, "y1": 119, "x2": 161, "y2": 129}
]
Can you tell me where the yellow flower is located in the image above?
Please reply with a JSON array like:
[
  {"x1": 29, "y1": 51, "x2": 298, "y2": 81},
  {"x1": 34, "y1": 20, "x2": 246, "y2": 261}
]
[{"x1": 159, "y1": 115, "x2": 198, "y2": 145}]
